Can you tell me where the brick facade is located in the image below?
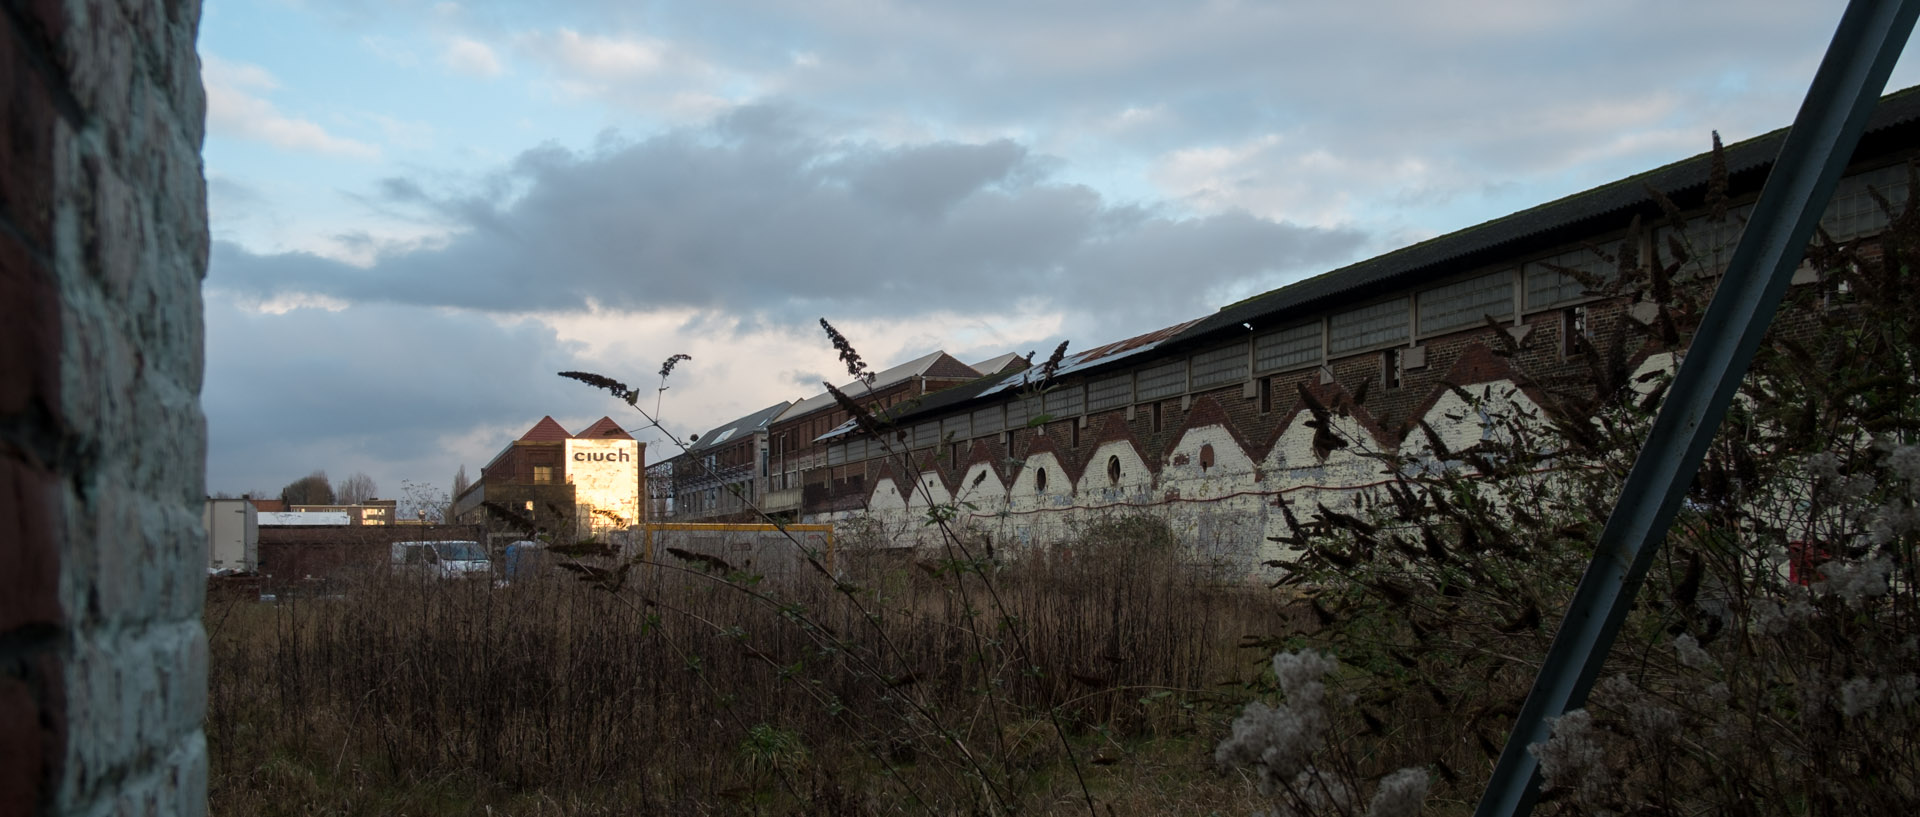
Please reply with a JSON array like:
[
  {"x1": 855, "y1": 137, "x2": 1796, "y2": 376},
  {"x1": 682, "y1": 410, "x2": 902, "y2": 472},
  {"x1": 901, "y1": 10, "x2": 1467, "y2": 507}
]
[
  {"x1": 256, "y1": 524, "x2": 488, "y2": 593},
  {"x1": 1, "y1": 1, "x2": 209, "y2": 814},
  {"x1": 454, "y1": 416, "x2": 644, "y2": 543}
]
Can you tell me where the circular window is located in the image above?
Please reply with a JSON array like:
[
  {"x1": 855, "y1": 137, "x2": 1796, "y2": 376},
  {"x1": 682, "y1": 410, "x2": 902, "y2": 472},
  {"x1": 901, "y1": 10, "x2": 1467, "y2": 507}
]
[
  {"x1": 1106, "y1": 455, "x2": 1121, "y2": 484},
  {"x1": 1035, "y1": 467, "x2": 1048, "y2": 493}
]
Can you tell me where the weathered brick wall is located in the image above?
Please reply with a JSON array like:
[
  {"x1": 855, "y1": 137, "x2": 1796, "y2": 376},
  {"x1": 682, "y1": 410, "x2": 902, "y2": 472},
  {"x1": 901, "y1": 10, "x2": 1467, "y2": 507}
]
[{"x1": 1, "y1": 1, "x2": 209, "y2": 815}]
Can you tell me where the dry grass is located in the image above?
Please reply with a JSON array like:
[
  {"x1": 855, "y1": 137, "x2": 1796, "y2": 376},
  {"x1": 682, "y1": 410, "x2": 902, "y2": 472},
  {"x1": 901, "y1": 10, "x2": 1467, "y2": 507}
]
[{"x1": 206, "y1": 518, "x2": 1296, "y2": 815}]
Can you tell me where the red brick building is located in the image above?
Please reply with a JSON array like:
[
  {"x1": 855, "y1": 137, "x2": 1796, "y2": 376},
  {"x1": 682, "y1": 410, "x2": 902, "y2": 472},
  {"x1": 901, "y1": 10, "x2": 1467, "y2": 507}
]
[
  {"x1": 763, "y1": 351, "x2": 1006, "y2": 516},
  {"x1": 454, "y1": 416, "x2": 646, "y2": 543}
]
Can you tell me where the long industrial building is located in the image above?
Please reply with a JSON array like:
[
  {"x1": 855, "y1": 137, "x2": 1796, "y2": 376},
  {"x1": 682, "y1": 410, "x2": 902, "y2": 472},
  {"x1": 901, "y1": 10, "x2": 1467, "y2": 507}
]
[{"x1": 655, "y1": 85, "x2": 1920, "y2": 577}]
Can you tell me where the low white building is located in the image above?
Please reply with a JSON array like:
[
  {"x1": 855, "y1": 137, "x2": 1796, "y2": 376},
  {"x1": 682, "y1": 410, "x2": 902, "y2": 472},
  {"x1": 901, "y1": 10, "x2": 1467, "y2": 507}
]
[{"x1": 258, "y1": 511, "x2": 353, "y2": 526}]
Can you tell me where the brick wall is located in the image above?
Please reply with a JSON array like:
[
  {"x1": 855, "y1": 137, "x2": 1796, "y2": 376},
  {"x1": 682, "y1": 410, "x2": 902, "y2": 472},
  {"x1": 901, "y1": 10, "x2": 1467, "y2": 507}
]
[
  {"x1": 1, "y1": 1, "x2": 208, "y2": 815},
  {"x1": 257, "y1": 524, "x2": 488, "y2": 592}
]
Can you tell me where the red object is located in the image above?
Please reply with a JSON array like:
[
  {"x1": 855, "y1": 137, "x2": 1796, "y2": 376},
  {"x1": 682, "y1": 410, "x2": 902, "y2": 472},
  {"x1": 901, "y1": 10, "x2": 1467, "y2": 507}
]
[{"x1": 1789, "y1": 540, "x2": 1831, "y2": 586}]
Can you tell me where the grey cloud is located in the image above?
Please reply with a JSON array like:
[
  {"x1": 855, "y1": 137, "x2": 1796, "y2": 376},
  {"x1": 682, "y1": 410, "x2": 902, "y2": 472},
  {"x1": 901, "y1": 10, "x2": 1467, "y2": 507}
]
[
  {"x1": 210, "y1": 110, "x2": 1367, "y2": 334},
  {"x1": 516, "y1": 2, "x2": 1880, "y2": 190},
  {"x1": 208, "y1": 174, "x2": 263, "y2": 208},
  {"x1": 315, "y1": 3, "x2": 1903, "y2": 236},
  {"x1": 201, "y1": 290, "x2": 606, "y2": 496},
  {"x1": 833, "y1": 139, "x2": 1028, "y2": 220},
  {"x1": 377, "y1": 176, "x2": 433, "y2": 204}
]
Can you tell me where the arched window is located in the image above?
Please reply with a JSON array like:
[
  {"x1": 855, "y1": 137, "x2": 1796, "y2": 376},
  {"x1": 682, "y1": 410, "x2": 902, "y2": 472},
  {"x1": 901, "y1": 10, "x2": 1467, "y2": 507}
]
[
  {"x1": 1106, "y1": 455, "x2": 1122, "y2": 484},
  {"x1": 1035, "y1": 467, "x2": 1048, "y2": 494},
  {"x1": 1199, "y1": 444, "x2": 1216, "y2": 471}
]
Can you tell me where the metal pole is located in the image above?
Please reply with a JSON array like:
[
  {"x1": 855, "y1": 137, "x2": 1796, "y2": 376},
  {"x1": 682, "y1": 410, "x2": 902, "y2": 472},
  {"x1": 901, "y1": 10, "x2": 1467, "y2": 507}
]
[{"x1": 1473, "y1": 2, "x2": 1920, "y2": 816}]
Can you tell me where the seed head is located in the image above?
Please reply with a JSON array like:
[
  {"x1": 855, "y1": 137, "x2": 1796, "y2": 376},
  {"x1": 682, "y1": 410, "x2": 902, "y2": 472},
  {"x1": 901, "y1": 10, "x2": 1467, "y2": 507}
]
[
  {"x1": 560, "y1": 371, "x2": 639, "y2": 406},
  {"x1": 659, "y1": 354, "x2": 691, "y2": 380},
  {"x1": 820, "y1": 318, "x2": 874, "y2": 386}
]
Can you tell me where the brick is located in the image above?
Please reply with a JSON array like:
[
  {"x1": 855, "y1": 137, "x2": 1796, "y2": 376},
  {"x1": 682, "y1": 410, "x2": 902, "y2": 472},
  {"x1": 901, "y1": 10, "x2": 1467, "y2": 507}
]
[
  {"x1": 0, "y1": 16, "x2": 60, "y2": 248},
  {"x1": 0, "y1": 230, "x2": 61, "y2": 418},
  {"x1": 0, "y1": 457, "x2": 62, "y2": 633},
  {"x1": 0, "y1": 675, "x2": 48, "y2": 817}
]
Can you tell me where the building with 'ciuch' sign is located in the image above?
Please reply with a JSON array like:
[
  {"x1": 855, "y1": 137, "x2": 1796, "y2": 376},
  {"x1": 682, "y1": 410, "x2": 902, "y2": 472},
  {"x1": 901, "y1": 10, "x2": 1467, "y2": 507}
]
[{"x1": 453, "y1": 416, "x2": 646, "y2": 545}]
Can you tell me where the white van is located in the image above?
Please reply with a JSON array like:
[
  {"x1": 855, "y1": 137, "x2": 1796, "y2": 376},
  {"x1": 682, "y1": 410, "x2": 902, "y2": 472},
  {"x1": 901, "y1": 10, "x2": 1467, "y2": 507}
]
[{"x1": 391, "y1": 540, "x2": 491, "y2": 580}]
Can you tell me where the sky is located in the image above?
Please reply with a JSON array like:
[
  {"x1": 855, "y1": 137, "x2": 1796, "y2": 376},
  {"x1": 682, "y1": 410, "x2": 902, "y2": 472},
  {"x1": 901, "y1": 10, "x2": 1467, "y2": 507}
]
[{"x1": 198, "y1": 0, "x2": 1920, "y2": 503}]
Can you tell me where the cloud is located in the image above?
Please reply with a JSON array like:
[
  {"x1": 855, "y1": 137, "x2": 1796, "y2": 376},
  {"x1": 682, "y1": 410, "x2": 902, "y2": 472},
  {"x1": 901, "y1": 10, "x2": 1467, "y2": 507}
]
[
  {"x1": 201, "y1": 54, "x2": 380, "y2": 159},
  {"x1": 538, "y1": 29, "x2": 667, "y2": 77},
  {"x1": 497, "y1": 1, "x2": 1849, "y2": 232},
  {"x1": 198, "y1": 289, "x2": 1069, "y2": 497},
  {"x1": 200, "y1": 289, "x2": 592, "y2": 496},
  {"x1": 208, "y1": 104, "x2": 1366, "y2": 341},
  {"x1": 442, "y1": 36, "x2": 505, "y2": 77},
  {"x1": 206, "y1": 173, "x2": 265, "y2": 223},
  {"x1": 509, "y1": 27, "x2": 764, "y2": 119}
]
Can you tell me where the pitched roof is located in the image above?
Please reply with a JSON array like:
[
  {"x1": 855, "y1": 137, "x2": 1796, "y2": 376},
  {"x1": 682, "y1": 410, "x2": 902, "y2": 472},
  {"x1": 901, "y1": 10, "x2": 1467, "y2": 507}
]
[
  {"x1": 967, "y1": 353, "x2": 1027, "y2": 375},
  {"x1": 687, "y1": 401, "x2": 792, "y2": 454},
  {"x1": 981, "y1": 318, "x2": 1201, "y2": 397},
  {"x1": 813, "y1": 318, "x2": 1199, "y2": 442},
  {"x1": 519, "y1": 416, "x2": 572, "y2": 441},
  {"x1": 1169, "y1": 82, "x2": 1920, "y2": 349},
  {"x1": 775, "y1": 350, "x2": 974, "y2": 422},
  {"x1": 575, "y1": 416, "x2": 633, "y2": 439}
]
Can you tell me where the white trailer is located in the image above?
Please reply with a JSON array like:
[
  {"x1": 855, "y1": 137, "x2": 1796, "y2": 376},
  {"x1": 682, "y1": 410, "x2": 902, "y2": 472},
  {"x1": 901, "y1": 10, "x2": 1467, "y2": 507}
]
[{"x1": 203, "y1": 498, "x2": 259, "y2": 571}]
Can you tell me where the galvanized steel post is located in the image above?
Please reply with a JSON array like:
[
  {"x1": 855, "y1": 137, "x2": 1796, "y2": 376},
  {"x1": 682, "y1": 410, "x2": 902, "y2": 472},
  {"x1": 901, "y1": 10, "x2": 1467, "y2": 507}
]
[{"x1": 1473, "y1": 2, "x2": 1920, "y2": 816}]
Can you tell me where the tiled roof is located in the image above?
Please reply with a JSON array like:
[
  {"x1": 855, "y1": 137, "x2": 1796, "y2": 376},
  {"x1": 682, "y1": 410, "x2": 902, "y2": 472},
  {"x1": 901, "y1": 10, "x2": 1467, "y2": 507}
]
[
  {"x1": 519, "y1": 416, "x2": 571, "y2": 442},
  {"x1": 576, "y1": 416, "x2": 633, "y2": 439}
]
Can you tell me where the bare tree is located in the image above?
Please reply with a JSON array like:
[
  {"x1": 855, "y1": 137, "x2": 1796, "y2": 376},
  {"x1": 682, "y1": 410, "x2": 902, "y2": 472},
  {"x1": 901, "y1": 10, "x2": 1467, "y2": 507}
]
[
  {"x1": 279, "y1": 470, "x2": 334, "y2": 505},
  {"x1": 401, "y1": 480, "x2": 448, "y2": 524},
  {"x1": 452, "y1": 464, "x2": 471, "y2": 499},
  {"x1": 337, "y1": 471, "x2": 378, "y2": 505}
]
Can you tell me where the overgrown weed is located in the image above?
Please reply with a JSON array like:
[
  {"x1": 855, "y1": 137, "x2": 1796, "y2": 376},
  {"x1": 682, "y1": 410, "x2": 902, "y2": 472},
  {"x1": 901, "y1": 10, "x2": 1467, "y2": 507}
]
[{"x1": 1217, "y1": 143, "x2": 1920, "y2": 815}]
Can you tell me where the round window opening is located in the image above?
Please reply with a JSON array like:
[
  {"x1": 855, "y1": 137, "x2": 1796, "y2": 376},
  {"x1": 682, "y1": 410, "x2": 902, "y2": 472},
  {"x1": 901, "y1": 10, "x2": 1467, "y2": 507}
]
[
  {"x1": 1106, "y1": 455, "x2": 1122, "y2": 484},
  {"x1": 1035, "y1": 467, "x2": 1048, "y2": 493}
]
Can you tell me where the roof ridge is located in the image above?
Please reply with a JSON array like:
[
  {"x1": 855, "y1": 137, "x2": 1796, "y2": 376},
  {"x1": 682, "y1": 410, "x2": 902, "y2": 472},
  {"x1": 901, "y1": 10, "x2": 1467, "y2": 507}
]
[{"x1": 520, "y1": 415, "x2": 573, "y2": 441}]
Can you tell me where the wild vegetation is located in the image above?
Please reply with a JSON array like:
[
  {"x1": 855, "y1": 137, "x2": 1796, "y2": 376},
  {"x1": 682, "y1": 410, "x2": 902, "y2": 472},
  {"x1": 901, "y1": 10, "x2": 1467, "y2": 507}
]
[
  {"x1": 205, "y1": 523, "x2": 1293, "y2": 815},
  {"x1": 1214, "y1": 152, "x2": 1920, "y2": 815},
  {"x1": 209, "y1": 147, "x2": 1919, "y2": 815}
]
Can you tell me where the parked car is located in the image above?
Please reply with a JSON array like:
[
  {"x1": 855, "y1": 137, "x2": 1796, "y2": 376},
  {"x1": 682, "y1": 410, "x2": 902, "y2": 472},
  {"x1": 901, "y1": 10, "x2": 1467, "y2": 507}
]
[{"x1": 391, "y1": 540, "x2": 492, "y2": 580}]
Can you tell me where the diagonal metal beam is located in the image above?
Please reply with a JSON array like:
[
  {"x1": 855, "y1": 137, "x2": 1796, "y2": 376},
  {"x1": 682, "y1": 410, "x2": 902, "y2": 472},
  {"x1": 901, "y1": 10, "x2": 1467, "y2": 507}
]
[{"x1": 1473, "y1": 2, "x2": 1920, "y2": 816}]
